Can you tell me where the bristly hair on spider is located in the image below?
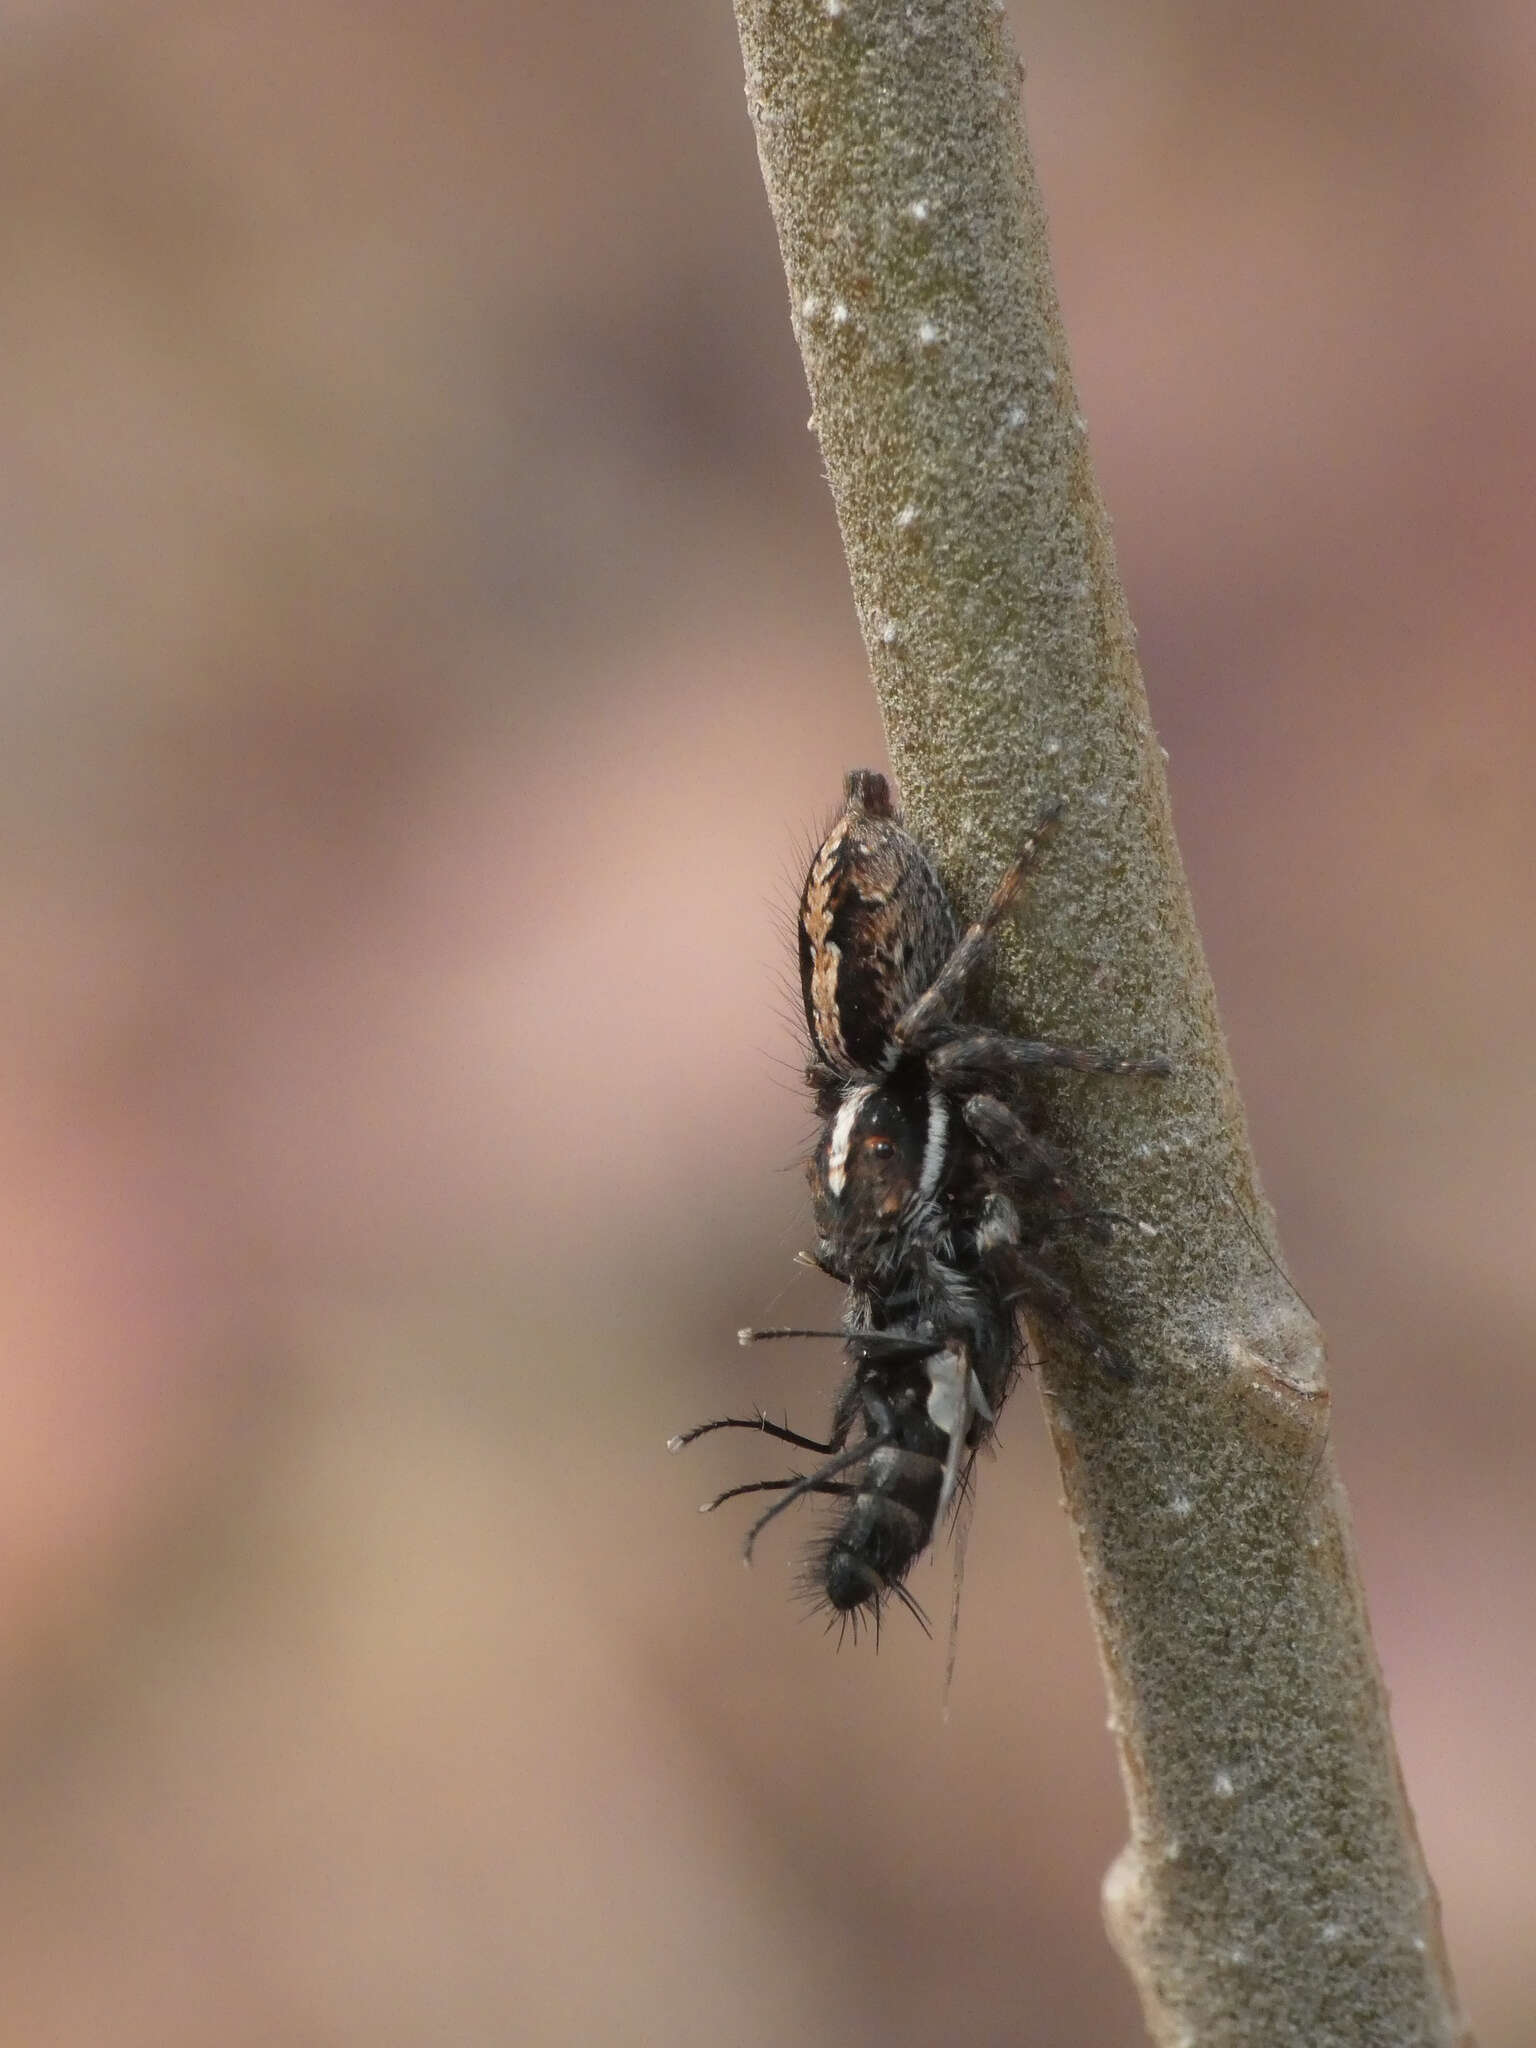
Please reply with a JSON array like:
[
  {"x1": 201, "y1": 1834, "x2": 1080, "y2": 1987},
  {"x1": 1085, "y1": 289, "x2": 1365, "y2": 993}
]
[{"x1": 672, "y1": 769, "x2": 1169, "y2": 1639}]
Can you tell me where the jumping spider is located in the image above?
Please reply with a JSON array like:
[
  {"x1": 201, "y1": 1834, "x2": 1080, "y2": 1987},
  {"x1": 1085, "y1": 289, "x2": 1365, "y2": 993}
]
[{"x1": 674, "y1": 770, "x2": 1168, "y2": 1632}]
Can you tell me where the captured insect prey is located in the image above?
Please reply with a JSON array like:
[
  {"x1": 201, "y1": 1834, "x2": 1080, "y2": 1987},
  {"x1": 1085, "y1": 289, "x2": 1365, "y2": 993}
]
[{"x1": 672, "y1": 769, "x2": 1169, "y2": 1638}]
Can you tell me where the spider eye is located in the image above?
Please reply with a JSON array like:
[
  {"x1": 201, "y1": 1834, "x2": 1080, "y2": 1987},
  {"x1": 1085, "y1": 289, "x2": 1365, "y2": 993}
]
[{"x1": 866, "y1": 1138, "x2": 895, "y2": 1160}]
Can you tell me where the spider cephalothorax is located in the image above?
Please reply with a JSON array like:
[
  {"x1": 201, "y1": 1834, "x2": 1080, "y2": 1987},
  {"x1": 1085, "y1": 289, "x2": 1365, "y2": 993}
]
[{"x1": 674, "y1": 770, "x2": 1168, "y2": 1634}]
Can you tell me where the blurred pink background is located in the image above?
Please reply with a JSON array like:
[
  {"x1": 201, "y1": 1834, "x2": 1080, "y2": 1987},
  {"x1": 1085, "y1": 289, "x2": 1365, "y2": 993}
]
[{"x1": 0, "y1": 4, "x2": 1530, "y2": 2043}]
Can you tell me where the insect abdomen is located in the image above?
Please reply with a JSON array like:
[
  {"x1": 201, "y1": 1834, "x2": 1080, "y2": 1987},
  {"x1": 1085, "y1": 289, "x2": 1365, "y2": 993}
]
[{"x1": 819, "y1": 1443, "x2": 943, "y2": 1613}]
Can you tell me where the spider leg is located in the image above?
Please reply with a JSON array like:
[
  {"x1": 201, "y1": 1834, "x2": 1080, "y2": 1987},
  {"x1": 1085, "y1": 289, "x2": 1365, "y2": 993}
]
[
  {"x1": 962, "y1": 1099, "x2": 1154, "y2": 1246},
  {"x1": 1004, "y1": 1254, "x2": 1136, "y2": 1384},
  {"x1": 962, "y1": 1093, "x2": 1074, "y2": 1203},
  {"x1": 892, "y1": 802, "x2": 1065, "y2": 1052},
  {"x1": 1036, "y1": 1207, "x2": 1157, "y2": 1244},
  {"x1": 932, "y1": 1028, "x2": 1171, "y2": 1084}
]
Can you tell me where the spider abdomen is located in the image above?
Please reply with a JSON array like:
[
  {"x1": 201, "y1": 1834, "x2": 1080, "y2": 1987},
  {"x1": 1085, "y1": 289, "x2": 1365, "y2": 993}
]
[{"x1": 799, "y1": 769, "x2": 958, "y2": 1078}]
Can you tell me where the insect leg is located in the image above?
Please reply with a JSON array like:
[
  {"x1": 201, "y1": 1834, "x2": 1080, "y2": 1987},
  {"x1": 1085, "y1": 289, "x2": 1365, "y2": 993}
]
[
  {"x1": 668, "y1": 1411, "x2": 835, "y2": 1455},
  {"x1": 702, "y1": 1476, "x2": 858, "y2": 1513},
  {"x1": 741, "y1": 1432, "x2": 896, "y2": 1562},
  {"x1": 738, "y1": 1326, "x2": 851, "y2": 1345}
]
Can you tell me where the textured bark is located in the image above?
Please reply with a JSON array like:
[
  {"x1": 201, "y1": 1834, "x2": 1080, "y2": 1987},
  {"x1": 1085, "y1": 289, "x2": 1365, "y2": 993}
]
[{"x1": 729, "y1": 3, "x2": 1472, "y2": 2043}]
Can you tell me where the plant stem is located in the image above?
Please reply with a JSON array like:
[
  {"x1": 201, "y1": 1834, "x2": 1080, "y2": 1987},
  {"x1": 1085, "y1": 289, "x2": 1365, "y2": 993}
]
[{"x1": 729, "y1": 3, "x2": 1471, "y2": 2042}]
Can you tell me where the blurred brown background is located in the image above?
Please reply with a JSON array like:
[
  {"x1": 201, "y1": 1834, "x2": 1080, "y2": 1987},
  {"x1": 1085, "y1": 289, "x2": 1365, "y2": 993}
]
[{"x1": 0, "y1": 3, "x2": 1530, "y2": 2043}]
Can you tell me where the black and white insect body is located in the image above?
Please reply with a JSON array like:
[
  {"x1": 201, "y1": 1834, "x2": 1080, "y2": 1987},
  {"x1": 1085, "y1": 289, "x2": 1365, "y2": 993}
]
[
  {"x1": 815, "y1": 1341, "x2": 963, "y2": 1628},
  {"x1": 674, "y1": 1277, "x2": 1021, "y2": 1638},
  {"x1": 675, "y1": 770, "x2": 1168, "y2": 1636}
]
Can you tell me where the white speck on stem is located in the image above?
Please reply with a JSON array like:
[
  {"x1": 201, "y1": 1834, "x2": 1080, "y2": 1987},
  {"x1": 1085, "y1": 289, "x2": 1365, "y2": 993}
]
[
  {"x1": 824, "y1": 0, "x2": 844, "y2": 17},
  {"x1": 830, "y1": 300, "x2": 850, "y2": 327},
  {"x1": 1213, "y1": 1770, "x2": 1236, "y2": 1800},
  {"x1": 880, "y1": 620, "x2": 900, "y2": 645},
  {"x1": 1042, "y1": 737, "x2": 1061, "y2": 757},
  {"x1": 1043, "y1": 365, "x2": 1057, "y2": 386},
  {"x1": 801, "y1": 294, "x2": 821, "y2": 323},
  {"x1": 916, "y1": 318, "x2": 940, "y2": 348},
  {"x1": 1169, "y1": 1494, "x2": 1194, "y2": 1519},
  {"x1": 907, "y1": 198, "x2": 931, "y2": 224},
  {"x1": 1006, "y1": 403, "x2": 1028, "y2": 428},
  {"x1": 1321, "y1": 1922, "x2": 1342, "y2": 1945},
  {"x1": 895, "y1": 503, "x2": 919, "y2": 531}
]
